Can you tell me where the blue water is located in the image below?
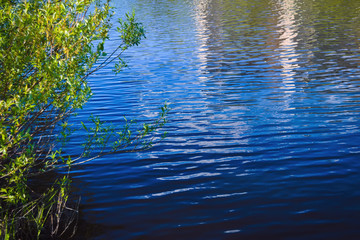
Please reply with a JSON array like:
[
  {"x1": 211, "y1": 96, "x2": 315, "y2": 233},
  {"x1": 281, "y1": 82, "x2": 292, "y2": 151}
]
[{"x1": 69, "y1": 0, "x2": 360, "y2": 239}]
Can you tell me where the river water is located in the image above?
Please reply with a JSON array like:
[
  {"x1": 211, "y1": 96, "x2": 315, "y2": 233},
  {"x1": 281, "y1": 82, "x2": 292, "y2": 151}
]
[{"x1": 69, "y1": 0, "x2": 360, "y2": 239}]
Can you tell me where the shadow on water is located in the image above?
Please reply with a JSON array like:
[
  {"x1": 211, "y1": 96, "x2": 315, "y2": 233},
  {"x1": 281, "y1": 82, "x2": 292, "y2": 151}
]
[{"x1": 70, "y1": 210, "x2": 119, "y2": 240}]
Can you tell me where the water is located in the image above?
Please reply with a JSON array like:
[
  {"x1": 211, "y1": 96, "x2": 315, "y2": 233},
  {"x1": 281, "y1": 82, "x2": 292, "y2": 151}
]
[{"x1": 69, "y1": 0, "x2": 360, "y2": 239}]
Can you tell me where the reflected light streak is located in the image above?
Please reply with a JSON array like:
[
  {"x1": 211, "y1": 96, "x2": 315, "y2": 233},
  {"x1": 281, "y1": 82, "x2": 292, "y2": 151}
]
[
  {"x1": 194, "y1": 0, "x2": 212, "y2": 72},
  {"x1": 277, "y1": 0, "x2": 300, "y2": 91}
]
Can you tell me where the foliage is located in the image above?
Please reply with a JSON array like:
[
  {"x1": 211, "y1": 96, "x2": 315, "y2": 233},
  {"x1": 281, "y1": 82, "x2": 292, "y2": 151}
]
[{"x1": 0, "y1": 0, "x2": 167, "y2": 238}]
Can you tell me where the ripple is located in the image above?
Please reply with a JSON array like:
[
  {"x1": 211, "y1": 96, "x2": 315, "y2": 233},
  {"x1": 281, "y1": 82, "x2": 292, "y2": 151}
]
[
  {"x1": 158, "y1": 172, "x2": 221, "y2": 181},
  {"x1": 69, "y1": 0, "x2": 360, "y2": 239}
]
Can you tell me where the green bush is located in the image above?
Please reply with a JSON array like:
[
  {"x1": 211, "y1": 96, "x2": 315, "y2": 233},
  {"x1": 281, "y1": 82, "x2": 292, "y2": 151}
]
[{"x1": 0, "y1": 0, "x2": 167, "y2": 239}]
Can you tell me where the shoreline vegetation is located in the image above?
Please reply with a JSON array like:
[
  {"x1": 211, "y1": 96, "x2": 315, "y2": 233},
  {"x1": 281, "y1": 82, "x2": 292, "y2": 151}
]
[{"x1": 0, "y1": 0, "x2": 168, "y2": 239}]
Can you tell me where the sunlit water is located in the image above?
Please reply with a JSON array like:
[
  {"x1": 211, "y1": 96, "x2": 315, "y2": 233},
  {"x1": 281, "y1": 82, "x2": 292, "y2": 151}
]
[{"x1": 68, "y1": 0, "x2": 360, "y2": 239}]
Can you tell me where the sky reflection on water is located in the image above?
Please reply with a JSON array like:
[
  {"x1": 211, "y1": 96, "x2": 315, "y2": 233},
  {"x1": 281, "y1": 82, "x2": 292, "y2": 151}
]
[{"x1": 70, "y1": 0, "x2": 360, "y2": 239}]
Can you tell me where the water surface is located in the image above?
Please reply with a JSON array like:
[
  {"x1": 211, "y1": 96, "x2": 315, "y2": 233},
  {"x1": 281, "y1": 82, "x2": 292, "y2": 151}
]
[{"x1": 70, "y1": 0, "x2": 360, "y2": 239}]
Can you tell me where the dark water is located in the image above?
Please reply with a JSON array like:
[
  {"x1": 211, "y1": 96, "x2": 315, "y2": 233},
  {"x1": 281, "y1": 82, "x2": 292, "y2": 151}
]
[{"x1": 69, "y1": 0, "x2": 360, "y2": 239}]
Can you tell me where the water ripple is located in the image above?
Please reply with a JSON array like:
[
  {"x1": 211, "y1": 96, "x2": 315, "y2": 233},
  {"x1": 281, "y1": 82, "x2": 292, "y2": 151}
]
[{"x1": 70, "y1": 0, "x2": 360, "y2": 239}]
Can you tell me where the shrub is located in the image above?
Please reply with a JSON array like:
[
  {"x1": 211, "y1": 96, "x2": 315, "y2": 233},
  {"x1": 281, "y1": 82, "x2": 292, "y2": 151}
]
[{"x1": 0, "y1": 0, "x2": 167, "y2": 238}]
